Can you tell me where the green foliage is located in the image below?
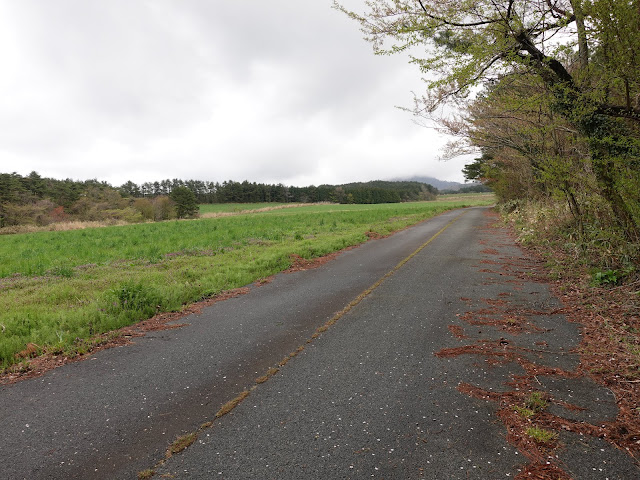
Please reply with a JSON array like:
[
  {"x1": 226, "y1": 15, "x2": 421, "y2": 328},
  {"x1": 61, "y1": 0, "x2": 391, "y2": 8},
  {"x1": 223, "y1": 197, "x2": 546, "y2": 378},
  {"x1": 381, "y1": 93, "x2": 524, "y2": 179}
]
[
  {"x1": 591, "y1": 269, "x2": 619, "y2": 286},
  {"x1": 170, "y1": 186, "x2": 199, "y2": 219},
  {"x1": 108, "y1": 281, "x2": 162, "y2": 314},
  {"x1": 525, "y1": 427, "x2": 558, "y2": 444},
  {"x1": 512, "y1": 406, "x2": 535, "y2": 419},
  {"x1": 120, "y1": 179, "x2": 439, "y2": 205},
  {"x1": 462, "y1": 157, "x2": 485, "y2": 182},
  {"x1": 524, "y1": 392, "x2": 548, "y2": 413}
]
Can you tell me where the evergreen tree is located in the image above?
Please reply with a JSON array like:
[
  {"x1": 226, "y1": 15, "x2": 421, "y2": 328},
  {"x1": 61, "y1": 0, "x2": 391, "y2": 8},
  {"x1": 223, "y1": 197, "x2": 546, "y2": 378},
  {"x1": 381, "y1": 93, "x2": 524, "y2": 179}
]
[{"x1": 170, "y1": 186, "x2": 199, "y2": 218}]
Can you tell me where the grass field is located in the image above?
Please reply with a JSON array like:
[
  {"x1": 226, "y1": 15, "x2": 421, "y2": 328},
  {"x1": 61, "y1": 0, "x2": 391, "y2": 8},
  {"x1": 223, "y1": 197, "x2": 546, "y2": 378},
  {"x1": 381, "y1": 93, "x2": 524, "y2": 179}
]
[{"x1": 0, "y1": 196, "x2": 493, "y2": 370}]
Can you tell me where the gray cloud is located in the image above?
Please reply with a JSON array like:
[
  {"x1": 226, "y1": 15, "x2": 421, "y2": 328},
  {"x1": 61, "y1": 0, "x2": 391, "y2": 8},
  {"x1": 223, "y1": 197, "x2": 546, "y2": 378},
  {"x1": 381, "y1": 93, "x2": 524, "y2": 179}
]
[{"x1": 0, "y1": 0, "x2": 471, "y2": 187}]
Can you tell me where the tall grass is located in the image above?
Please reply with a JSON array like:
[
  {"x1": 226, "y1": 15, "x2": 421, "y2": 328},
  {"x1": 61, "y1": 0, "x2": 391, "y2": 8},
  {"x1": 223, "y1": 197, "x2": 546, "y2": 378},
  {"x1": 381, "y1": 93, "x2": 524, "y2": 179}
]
[{"x1": 0, "y1": 198, "x2": 492, "y2": 369}]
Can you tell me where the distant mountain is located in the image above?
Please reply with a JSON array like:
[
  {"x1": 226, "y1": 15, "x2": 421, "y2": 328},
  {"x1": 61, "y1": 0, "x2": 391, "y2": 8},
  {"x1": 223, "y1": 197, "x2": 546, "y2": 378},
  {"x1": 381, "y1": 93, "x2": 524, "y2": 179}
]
[{"x1": 391, "y1": 176, "x2": 467, "y2": 191}]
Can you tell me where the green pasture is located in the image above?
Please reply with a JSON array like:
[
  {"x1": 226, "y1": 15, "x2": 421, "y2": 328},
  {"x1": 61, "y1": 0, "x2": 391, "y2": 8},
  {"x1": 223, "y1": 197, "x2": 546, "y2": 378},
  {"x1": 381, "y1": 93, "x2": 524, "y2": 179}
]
[{"x1": 0, "y1": 197, "x2": 493, "y2": 370}]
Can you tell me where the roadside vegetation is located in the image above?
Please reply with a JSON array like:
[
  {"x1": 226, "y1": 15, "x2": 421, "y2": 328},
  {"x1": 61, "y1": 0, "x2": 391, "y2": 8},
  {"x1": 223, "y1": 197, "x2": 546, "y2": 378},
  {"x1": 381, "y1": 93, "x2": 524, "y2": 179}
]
[
  {"x1": 0, "y1": 197, "x2": 492, "y2": 373},
  {"x1": 337, "y1": 2, "x2": 639, "y2": 272}
]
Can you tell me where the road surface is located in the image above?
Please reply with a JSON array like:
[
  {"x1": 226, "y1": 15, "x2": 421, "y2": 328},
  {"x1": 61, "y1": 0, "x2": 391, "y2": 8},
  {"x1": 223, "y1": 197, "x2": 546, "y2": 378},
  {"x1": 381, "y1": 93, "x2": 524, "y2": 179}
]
[{"x1": 1, "y1": 207, "x2": 637, "y2": 479}]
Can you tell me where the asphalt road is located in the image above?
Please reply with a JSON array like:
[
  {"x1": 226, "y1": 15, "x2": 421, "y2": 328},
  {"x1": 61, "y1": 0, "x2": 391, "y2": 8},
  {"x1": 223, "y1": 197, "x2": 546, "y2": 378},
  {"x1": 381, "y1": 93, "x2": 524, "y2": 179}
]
[{"x1": 2, "y1": 207, "x2": 638, "y2": 479}]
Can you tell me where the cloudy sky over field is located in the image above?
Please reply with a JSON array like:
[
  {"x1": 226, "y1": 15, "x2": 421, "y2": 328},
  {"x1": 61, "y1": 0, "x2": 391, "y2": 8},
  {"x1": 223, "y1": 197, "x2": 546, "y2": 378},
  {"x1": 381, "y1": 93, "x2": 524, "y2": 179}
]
[{"x1": 0, "y1": 1, "x2": 473, "y2": 187}]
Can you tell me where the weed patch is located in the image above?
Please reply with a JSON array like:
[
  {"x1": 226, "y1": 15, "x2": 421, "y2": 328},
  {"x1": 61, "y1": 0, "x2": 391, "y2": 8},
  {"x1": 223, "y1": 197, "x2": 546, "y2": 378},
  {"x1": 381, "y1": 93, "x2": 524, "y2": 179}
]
[
  {"x1": 166, "y1": 433, "x2": 197, "y2": 458},
  {"x1": 215, "y1": 390, "x2": 250, "y2": 418},
  {"x1": 525, "y1": 427, "x2": 558, "y2": 444},
  {"x1": 137, "y1": 469, "x2": 155, "y2": 479},
  {"x1": 512, "y1": 406, "x2": 535, "y2": 419},
  {"x1": 107, "y1": 281, "x2": 163, "y2": 316},
  {"x1": 524, "y1": 392, "x2": 548, "y2": 413},
  {"x1": 591, "y1": 268, "x2": 620, "y2": 286}
]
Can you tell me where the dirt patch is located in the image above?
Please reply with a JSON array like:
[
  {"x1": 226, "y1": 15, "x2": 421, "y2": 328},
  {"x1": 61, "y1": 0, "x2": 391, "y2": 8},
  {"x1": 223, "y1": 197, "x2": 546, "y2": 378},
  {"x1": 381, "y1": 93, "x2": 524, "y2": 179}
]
[
  {"x1": 447, "y1": 325, "x2": 467, "y2": 339},
  {"x1": 365, "y1": 230, "x2": 386, "y2": 240},
  {"x1": 285, "y1": 253, "x2": 342, "y2": 273}
]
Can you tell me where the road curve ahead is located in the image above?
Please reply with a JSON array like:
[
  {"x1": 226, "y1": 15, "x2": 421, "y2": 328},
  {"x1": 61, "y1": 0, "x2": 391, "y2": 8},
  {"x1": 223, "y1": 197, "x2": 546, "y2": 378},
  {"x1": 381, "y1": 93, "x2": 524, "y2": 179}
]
[{"x1": 2, "y1": 207, "x2": 638, "y2": 479}]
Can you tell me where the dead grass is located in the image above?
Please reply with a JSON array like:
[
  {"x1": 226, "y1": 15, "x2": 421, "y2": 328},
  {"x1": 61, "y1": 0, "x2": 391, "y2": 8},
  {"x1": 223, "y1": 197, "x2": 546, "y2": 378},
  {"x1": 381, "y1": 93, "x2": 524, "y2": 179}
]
[
  {"x1": 0, "y1": 204, "x2": 323, "y2": 235},
  {"x1": 0, "y1": 219, "x2": 132, "y2": 235},
  {"x1": 256, "y1": 367, "x2": 279, "y2": 384},
  {"x1": 447, "y1": 325, "x2": 467, "y2": 339},
  {"x1": 215, "y1": 390, "x2": 250, "y2": 418},
  {"x1": 200, "y1": 203, "x2": 325, "y2": 219},
  {"x1": 279, "y1": 346, "x2": 305, "y2": 367},
  {"x1": 166, "y1": 432, "x2": 197, "y2": 458},
  {"x1": 137, "y1": 468, "x2": 155, "y2": 479}
]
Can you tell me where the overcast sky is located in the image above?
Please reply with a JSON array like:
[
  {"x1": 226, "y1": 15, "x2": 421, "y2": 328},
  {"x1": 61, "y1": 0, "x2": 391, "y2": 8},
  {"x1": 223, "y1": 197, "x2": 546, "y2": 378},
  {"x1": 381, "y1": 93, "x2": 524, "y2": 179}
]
[{"x1": 0, "y1": 1, "x2": 474, "y2": 187}]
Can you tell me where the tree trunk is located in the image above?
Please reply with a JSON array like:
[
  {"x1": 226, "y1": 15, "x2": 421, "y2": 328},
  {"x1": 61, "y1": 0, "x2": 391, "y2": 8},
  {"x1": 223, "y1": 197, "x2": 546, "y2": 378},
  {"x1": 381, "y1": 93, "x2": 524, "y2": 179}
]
[{"x1": 570, "y1": 0, "x2": 589, "y2": 71}]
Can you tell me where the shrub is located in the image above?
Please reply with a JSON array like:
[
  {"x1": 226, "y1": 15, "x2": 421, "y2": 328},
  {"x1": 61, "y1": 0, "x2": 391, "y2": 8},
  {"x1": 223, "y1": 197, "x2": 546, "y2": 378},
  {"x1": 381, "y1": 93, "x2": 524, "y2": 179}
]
[
  {"x1": 152, "y1": 196, "x2": 176, "y2": 221},
  {"x1": 133, "y1": 198, "x2": 154, "y2": 220},
  {"x1": 591, "y1": 269, "x2": 619, "y2": 286}
]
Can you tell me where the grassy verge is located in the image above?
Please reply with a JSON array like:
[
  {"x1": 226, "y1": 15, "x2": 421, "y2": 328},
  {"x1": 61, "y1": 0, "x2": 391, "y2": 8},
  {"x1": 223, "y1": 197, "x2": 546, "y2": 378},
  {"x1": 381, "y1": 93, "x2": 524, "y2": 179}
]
[{"x1": 0, "y1": 198, "x2": 493, "y2": 371}]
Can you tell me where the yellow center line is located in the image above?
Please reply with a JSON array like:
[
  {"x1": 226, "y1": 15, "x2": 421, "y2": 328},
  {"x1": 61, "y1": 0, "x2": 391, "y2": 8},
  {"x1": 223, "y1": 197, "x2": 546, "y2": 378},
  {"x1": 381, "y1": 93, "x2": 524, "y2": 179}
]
[
  {"x1": 320, "y1": 210, "x2": 468, "y2": 329},
  {"x1": 149, "y1": 209, "x2": 469, "y2": 474}
]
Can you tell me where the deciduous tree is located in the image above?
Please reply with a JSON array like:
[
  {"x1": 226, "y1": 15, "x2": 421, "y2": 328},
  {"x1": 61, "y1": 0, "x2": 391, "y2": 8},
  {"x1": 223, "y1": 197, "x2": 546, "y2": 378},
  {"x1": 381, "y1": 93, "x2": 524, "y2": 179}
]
[{"x1": 335, "y1": 0, "x2": 640, "y2": 239}]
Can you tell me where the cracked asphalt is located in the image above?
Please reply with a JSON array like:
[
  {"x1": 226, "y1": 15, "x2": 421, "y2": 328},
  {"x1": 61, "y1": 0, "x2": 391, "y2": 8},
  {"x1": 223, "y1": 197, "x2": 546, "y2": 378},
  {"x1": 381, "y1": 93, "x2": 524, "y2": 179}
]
[{"x1": 2, "y1": 207, "x2": 638, "y2": 479}]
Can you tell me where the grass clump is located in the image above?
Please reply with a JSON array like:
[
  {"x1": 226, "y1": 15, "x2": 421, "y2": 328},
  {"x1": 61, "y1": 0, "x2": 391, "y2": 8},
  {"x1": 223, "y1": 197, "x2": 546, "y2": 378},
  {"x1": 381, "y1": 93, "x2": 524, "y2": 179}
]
[
  {"x1": 215, "y1": 390, "x2": 250, "y2": 418},
  {"x1": 513, "y1": 406, "x2": 536, "y2": 419},
  {"x1": 513, "y1": 392, "x2": 548, "y2": 419},
  {"x1": 524, "y1": 391, "x2": 548, "y2": 413},
  {"x1": 137, "y1": 469, "x2": 155, "y2": 479},
  {"x1": 526, "y1": 427, "x2": 558, "y2": 444},
  {"x1": 166, "y1": 432, "x2": 197, "y2": 457}
]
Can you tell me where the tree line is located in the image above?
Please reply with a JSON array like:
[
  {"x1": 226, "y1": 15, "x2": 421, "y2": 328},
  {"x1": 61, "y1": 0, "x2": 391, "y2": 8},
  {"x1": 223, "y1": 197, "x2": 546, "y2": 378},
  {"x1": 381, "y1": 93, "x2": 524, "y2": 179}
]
[
  {"x1": 0, "y1": 171, "x2": 199, "y2": 228},
  {"x1": 0, "y1": 172, "x2": 438, "y2": 229},
  {"x1": 119, "y1": 178, "x2": 437, "y2": 204}
]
